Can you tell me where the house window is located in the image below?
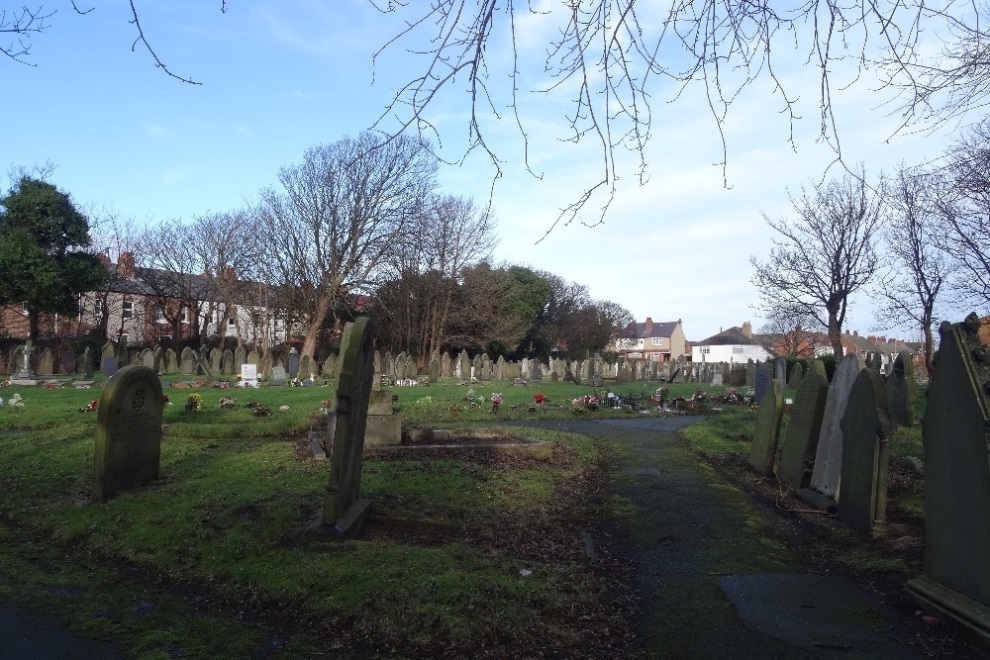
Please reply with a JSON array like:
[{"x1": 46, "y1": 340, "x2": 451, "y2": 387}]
[
  {"x1": 156, "y1": 306, "x2": 167, "y2": 323},
  {"x1": 652, "y1": 337, "x2": 664, "y2": 347},
  {"x1": 181, "y1": 307, "x2": 190, "y2": 324},
  {"x1": 122, "y1": 301, "x2": 133, "y2": 319},
  {"x1": 732, "y1": 346, "x2": 744, "y2": 354}
]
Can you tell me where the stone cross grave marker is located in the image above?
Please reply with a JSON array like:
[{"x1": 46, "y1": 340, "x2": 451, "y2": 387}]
[
  {"x1": 805, "y1": 354, "x2": 863, "y2": 501},
  {"x1": 308, "y1": 317, "x2": 375, "y2": 538},
  {"x1": 748, "y1": 381, "x2": 784, "y2": 477},
  {"x1": 778, "y1": 361, "x2": 829, "y2": 491},
  {"x1": 92, "y1": 365, "x2": 164, "y2": 503},
  {"x1": 836, "y1": 368, "x2": 892, "y2": 537},
  {"x1": 907, "y1": 314, "x2": 990, "y2": 645}
]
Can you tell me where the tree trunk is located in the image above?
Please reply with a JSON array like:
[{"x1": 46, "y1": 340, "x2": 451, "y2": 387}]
[
  {"x1": 300, "y1": 295, "x2": 333, "y2": 358},
  {"x1": 827, "y1": 311, "x2": 843, "y2": 358},
  {"x1": 923, "y1": 323, "x2": 935, "y2": 377},
  {"x1": 28, "y1": 308, "x2": 40, "y2": 342}
]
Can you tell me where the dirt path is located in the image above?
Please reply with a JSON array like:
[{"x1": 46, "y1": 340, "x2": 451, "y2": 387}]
[{"x1": 515, "y1": 417, "x2": 934, "y2": 659}]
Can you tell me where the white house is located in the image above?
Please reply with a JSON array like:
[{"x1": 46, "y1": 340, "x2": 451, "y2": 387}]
[{"x1": 692, "y1": 323, "x2": 774, "y2": 364}]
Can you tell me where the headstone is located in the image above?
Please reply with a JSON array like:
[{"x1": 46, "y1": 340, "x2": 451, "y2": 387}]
[
  {"x1": 748, "y1": 382, "x2": 784, "y2": 477},
  {"x1": 271, "y1": 361, "x2": 287, "y2": 386},
  {"x1": 92, "y1": 365, "x2": 164, "y2": 503},
  {"x1": 374, "y1": 350, "x2": 383, "y2": 375},
  {"x1": 116, "y1": 335, "x2": 129, "y2": 366},
  {"x1": 142, "y1": 348, "x2": 155, "y2": 370},
  {"x1": 754, "y1": 367, "x2": 770, "y2": 403},
  {"x1": 308, "y1": 317, "x2": 375, "y2": 539},
  {"x1": 59, "y1": 350, "x2": 76, "y2": 375},
  {"x1": 787, "y1": 362, "x2": 804, "y2": 389},
  {"x1": 240, "y1": 363, "x2": 258, "y2": 388},
  {"x1": 441, "y1": 352, "x2": 452, "y2": 378},
  {"x1": 164, "y1": 348, "x2": 177, "y2": 374},
  {"x1": 712, "y1": 371, "x2": 724, "y2": 386},
  {"x1": 458, "y1": 351, "x2": 470, "y2": 380},
  {"x1": 886, "y1": 350, "x2": 915, "y2": 427},
  {"x1": 907, "y1": 314, "x2": 990, "y2": 645},
  {"x1": 322, "y1": 354, "x2": 337, "y2": 378},
  {"x1": 774, "y1": 357, "x2": 787, "y2": 385},
  {"x1": 102, "y1": 355, "x2": 118, "y2": 378},
  {"x1": 746, "y1": 361, "x2": 755, "y2": 387},
  {"x1": 101, "y1": 341, "x2": 115, "y2": 369},
  {"x1": 778, "y1": 361, "x2": 829, "y2": 491},
  {"x1": 429, "y1": 358, "x2": 439, "y2": 383},
  {"x1": 300, "y1": 355, "x2": 315, "y2": 379},
  {"x1": 246, "y1": 350, "x2": 260, "y2": 366},
  {"x1": 210, "y1": 348, "x2": 222, "y2": 375},
  {"x1": 288, "y1": 349, "x2": 300, "y2": 380},
  {"x1": 222, "y1": 349, "x2": 235, "y2": 375},
  {"x1": 806, "y1": 354, "x2": 863, "y2": 500},
  {"x1": 836, "y1": 368, "x2": 892, "y2": 536},
  {"x1": 395, "y1": 351, "x2": 407, "y2": 380},
  {"x1": 152, "y1": 347, "x2": 163, "y2": 373},
  {"x1": 180, "y1": 347, "x2": 195, "y2": 375},
  {"x1": 234, "y1": 346, "x2": 247, "y2": 372},
  {"x1": 83, "y1": 346, "x2": 93, "y2": 378}
]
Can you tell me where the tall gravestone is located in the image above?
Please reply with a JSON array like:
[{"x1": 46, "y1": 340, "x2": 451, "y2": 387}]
[
  {"x1": 180, "y1": 347, "x2": 195, "y2": 375},
  {"x1": 287, "y1": 349, "x2": 301, "y2": 380},
  {"x1": 787, "y1": 362, "x2": 804, "y2": 389},
  {"x1": 234, "y1": 346, "x2": 247, "y2": 373},
  {"x1": 101, "y1": 341, "x2": 117, "y2": 378},
  {"x1": 92, "y1": 366, "x2": 164, "y2": 503},
  {"x1": 748, "y1": 381, "x2": 784, "y2": 477},
  {"x1": 300, "y1": 355, "x2": 315, "y2": 379},
  {"x1": 37, "y1": 347, "x2": 54, "y2": 376},
  {"x1": 836, "y1": 368, "x2": 892, "y2": 537},
  {"x1": 907, "y1": 315, "x2": 990, "y2": 647},
  {"x1": 778, "y1": 361, "x2": 829, "y2": 491},
  {"x1": 805, "y1": 354, "x2": 863, "y2": 502},
  {"x1": 754, "y1": 367, "x2": 770, "y2": 403},
  {"x1": 308, "y1": 317, "x2": 375, "y2": 539},
  {"x1": 322, "y1": 354, "x2": 336, "y2": 378},
  {"x1": 222, "y1": 349, "x2": 235, "y2": 375},
  {"x1": 164, "y1": 348, "x2": 177, "y2": 374},
  {"x1": 886, "y1": 350, "x2": 915, "y2": 427},
  {"x1": 210, "y1": 348, "x2": 222, "y2": 375}
]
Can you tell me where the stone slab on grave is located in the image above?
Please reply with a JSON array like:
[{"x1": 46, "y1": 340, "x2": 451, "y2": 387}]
[
  {"x1": 92, "y1": 365, "x2": 164, "y2": 503},
  {"x1": 778, "y1": 361, "x2": 829, "y2": 491},
  {"x1": 907, "y1": 315, "x2": 990, "y2": 650},
  {"x1": 748, "y1": 381, "x2": 783, "y2": 477},
  {"x1": 836, "y1": 368, "x2": 892, "y2": 537},
  {"x1": 308, "y1": 317, "x2": 375, "y2": 539}
]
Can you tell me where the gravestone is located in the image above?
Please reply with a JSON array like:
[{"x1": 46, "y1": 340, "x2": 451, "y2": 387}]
[
  {"x1": 287, "y1": 349, "x2": 300, "y2": 380},
  {"x1": 59, "y1": 350, "x2": 76, "y2": 375},
  {"x1": 907, "y1": 314, "x2": 990, "y2": 646},
  {"x1": 164, "y1": 348, "x2": 177, "y2": 374},
  {"x1": 429, "y1": 358, "x2": 439, "y2": 383},
  {"x1": 180, "y1": 347, "x2": 195, "y2": 375},
  {"x1": 322, "y1": 354, "x2": 337, "y2": 378},
  {"x1": 222, "y1": 349, "x2": 234, "y2": 375},
  {"x1": 441, "y1": 352, "x2": 452, "y2": 378},
  {"x1": 712, "y1": 371, "x2": 724, "y2": 386},
  {"x1": 102, "y1": 355, "x2": 118, "y2": 378},
  {"x1": 787, "y1": 362, "x2": 804, "y2": 389},
  {"x1": 142, "y1": 348, "x2": 155, "y2": 370},
  {"x1": 374, "y1": 350, "x2": 383, "y2": 375},
  {"x1": 308, "y1": 317, "x2": 375, "y2": 539},
  {"x1": 778, "y1": 361, "x2": 829, "y2": 491},
  {"x1": 496, "y1": 355, "x2": 506, "y2": 381},
  {"x1": 101, "y1": 341, "x2": 115, "y2": 368},
  {"x1": 210, "y1": 348, "x2": 222, "y2": 375},
  {"x1": 748, "y1": 381, "x2": 784, "y2": 477},
  {"x1": 240, "y1": 363, "x2": 258, "y2": 388},
  {"x1": 300, "y1": 355, "x2": 315, "y2": 379},
  {"x1": 774, "y1": 357, "x2": 787, "y2": 385},
  {"x1": 746, "y1": 361, "x2": 755, "y2": 387},
  {"x1": 152, "y1": 347, "x2": 163, "y2": 373},
  {"x1": 754, "y1": 367, "x2": 770, "y2": 403},
  {"x1": 83, "y1": 346, "x2": 93, "y2": 378},
  {"x1": 116, "y1": 335, "x2": 129, "y2": 367},
  {"x1": 196, "y1": 350, "x2": 212, "y2": 377},
  {"x1": 234, "y1": 346, "x2": 247, "y2": 372},
  {"x1": 458, "y1": 351, "x2": 470, "y2": 380},
  {"x1": 836, "y1": 368, "x2": 892, "y2": 537},
  {"x1": 805, "y1": 354, "x2": 863, "y2": 502},
  {"x1": 395, "y1": 352, "x2": 407, "y2": 380},
  {"x1": 886, "y1": 350, "x2": 915, "y2": 427},
  {"x1": 270, "y1": 361, "x2": 287, "y2": 386},
  {"x1": 92, "y1": 365, "x2": 164, "y2": 503},
  {"x1": 35, "y1": 347, "x2": 53, "y2": 376},
  {"x1": 246, "y1": 350, "x2": 260, "y2": 366}
]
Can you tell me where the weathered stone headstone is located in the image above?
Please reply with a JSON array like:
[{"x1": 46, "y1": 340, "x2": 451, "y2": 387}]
[
  {"x1": 234, "y1": 346, "x2": 247, "y2": 372},
  {"x1": 774, "y1": 357, "x2": 787, "y2": 385},
  {"x1": 300, "y1": 355, "x2": 315, "y2": 379},
  {"x1": 805, "y1": 354, "x2": 863, "y2": 502},
  {"x1": 83, "y1": 346, "x2": 93, "y2": 378},
  {"x1": 836, "y1": 368, "x2": 891, "y2": 536},
  {"x1": 210, "y1": 348, "x2": 222, "y2": 375},
  {"x1": 322, "y1": 354, "x2": 336, "y2": 378},
  {"x1": 754, "y1": 367, "x2": 770, "y2": 403},
  {"x1": 748, "y1": 381, "x2": 784, "y2": 477},
  {"x1": 886, "y1": 350, "x2": 915, "y2": 427},
  {"x1": 288, "y1": 349, "x2": 301, "y2": 380},
  {"x1": 271, "y1": 361, "x2": 287, "y2": 386},
  {"x1": 458, "y1": 351, "x2": 470, "y2": 380},
  {"x1": 778, "y1": 361, "x2": 829, "y2": 491},
  {"x1": 152, "y1": 347, "x2": 163, "y2": 373},
  {"x1": 142, "y1": 348, "x2": 155, "y2": 370},
  {"x1": 907, "y1": 314, "x2": 990, "y2": 645},
  {"x1": 37, "y1": 347, "x2": 53, "y2": 375},
  {"x1": 429, "y1": 358, "x2": 439, "y2": 383},
  {"x1": 308, "y1": 317, "x2": 375, "y2": 539},
  {"x1": 180, "y1": 347, "x2": 195, "y2": 375},
  {"x1": 246, "y1": 350, "x2": 260, "y2": 367},
  {"x1": 92, "y1": 365, "x2": 164, "y2": 503},
  {"x1": 164, "y1": 348, "x2": 177, "y2": 374},
  {"x1": 787, "y1": 362, "x2": 804, "y2": 389},
  {"x1": 59, "y1": 349, "x2": 76, "y2": 375},
  {"x1": 102, "y1": 355, "x2": 119, "y2": 378},
  {"x1": 116, "y1": 335, "x2": 129, "y2": 367},
  {"x1": 222, "y1": 349, "x2": 235, "y2": 375}
]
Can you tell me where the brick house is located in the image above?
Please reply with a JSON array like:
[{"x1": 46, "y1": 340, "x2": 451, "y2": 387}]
[{"x1": 612, "y1": 318, "x2": 687, "y2": 362}]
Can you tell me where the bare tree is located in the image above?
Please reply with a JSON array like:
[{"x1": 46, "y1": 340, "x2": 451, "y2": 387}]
[
  {"x1": 87, "y1": 205, "x2": 144, "y2": 341},
  {"x1": 937, "y1": 119, "x2": 990, "y2": 310},
  {"x1": 759, "y1": 303, "x2": 824, "y2": 358},
  {"x1": 751, "y1": 169, "x2": 885, "y2": 358},
  {"x1": 259, "y1": 132, "x2": 437, "y2": 358},
  {"x1": 874, "y1": 164, "x2": 953, "y2": 375}
]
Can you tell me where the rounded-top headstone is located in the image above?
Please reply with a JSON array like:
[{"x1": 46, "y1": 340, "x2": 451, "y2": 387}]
[{"x1": 92, "y1": 365, "x2": 164, "y2": 503}]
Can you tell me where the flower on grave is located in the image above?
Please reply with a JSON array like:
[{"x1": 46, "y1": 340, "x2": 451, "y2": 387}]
[
  {"x1": 9, "y1": 393, "x2": 24, "y2": 410},
  {"x1": 45, "y1": 383, "x2": 55, "y2": 390},
  {"x1": 0, "y1": 379, "x2": 9, "y2": 388},
  {"x1": 247, "y1": 401, "x2": 271, "y2": 416},
  {"x1": 185, "y1": 393, "x2": 203, "y2": 412},
  {"x1": 465, "y1": 388, "x2": 476, "y2": 402},
  {"x1": 79, "y1": 400, "x2": 98, "y2": 413},
  {"x1": 218, "y1": 396, "x2": 236, "y2": 408},
  {"x1": 279, "y1": 404, "x2": 290, "y2": 412}
]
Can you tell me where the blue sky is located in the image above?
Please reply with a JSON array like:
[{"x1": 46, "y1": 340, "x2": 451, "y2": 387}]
[{"x1": 3, "y1": 1, "x2": 964, "y2": 341}]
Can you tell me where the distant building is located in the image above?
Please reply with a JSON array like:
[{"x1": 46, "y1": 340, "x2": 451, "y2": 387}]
[
  {"x1": 692, "y1": 322, "x2": 774, "y2": 364},
  {"x1": 612, "y1": 318, "x2": 687, "y2": 362}
]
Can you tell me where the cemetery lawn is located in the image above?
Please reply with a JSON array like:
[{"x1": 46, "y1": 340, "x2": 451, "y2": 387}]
[{"x1": 0, "y1": 380, "x2": 934, "y2": 657}]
